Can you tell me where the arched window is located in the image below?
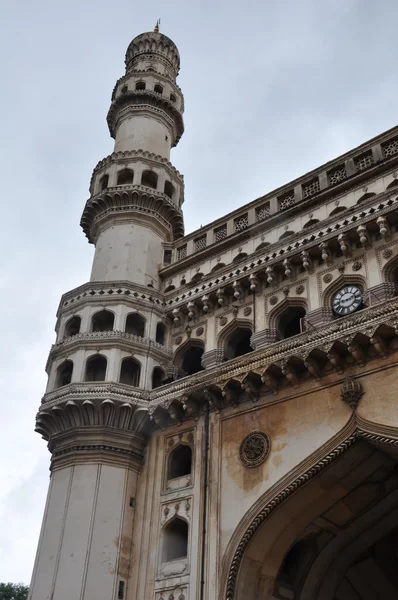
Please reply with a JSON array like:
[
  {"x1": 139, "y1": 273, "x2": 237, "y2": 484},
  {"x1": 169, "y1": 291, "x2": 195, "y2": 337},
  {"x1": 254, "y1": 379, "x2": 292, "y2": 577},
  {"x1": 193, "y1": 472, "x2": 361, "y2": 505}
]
[
  {"x1": 164, "y1": 180, "x2": 175, "y2": 199},
  {"x1": 85, "y1": 355, "x2": 107, "y2": 381},
  {"x1": 55, "y1": 360, "x2": 73, "y2": 388},
  {"x1": 168, "y1": 445, "x2": 192, "y2": 479},
  {"x1": 303, "y1": 218, "x2": 319, "y2": 229},
  {"x1": 135, "y1": 81, "x2": 146, "y2": 90},
  {"x1": 99, "y1": 174, "x2": 109, "y2": 191},
  {"x1": 233, "y1": 252, "x2": 248, "y2": 263},
  {"x1": 117, "y1": 169, "x2": 134, "y2": 185},
  {"x1": 387, "y1": 180, "x2": 398, "y2": 190},
  {"x1": 385, "y1": 260, "x2": 398, "y2": 295},
  {"x1": 156, "y1": 322, "x2": 166, "y2": 345},
  {"x1": 141, "y1": 170, "x2": 158, "y2": 189},
  {"x1": 63, "y1": 315, "x2": 81, "y2": 339},
  {"x1": 121, "y1": 85, "x2": 128, "y2": 94},
  {"x1": 154, "y1": 84, "x2": 163, "y2": 95},
  {"x1": 224, "y1": 326, "x2": 253, "y2": 360},
  {"x1": 119, "y1": 358, "x2": 140, "y2": 387},
  {"x1": 125, "y1": 313, "x2": 145, "y2": 337},
  {"x1": 91, "y1": 310, "x2": 114, "y2": 332},
  {"x1": 152, "y1": 366, "x2": 165, "y2": 389},
  {"x1": 357, "y1": 192, "x2": 376, "y2": 205},
  {"x1": 279, "y1": 230, "x2": 295, "y2": 240},
  {"x1": 170, "y1": 93, "x2": 176, "y2": 103},
  {"x1": 276, "y1": 306, "x2": 306, "y2": 339},
  {"x1": 163, "y1": 518, "x2": 188, "y2": 562},
  {"x1": 175, "y1": 341, "x2": 204, "y2": 377}
]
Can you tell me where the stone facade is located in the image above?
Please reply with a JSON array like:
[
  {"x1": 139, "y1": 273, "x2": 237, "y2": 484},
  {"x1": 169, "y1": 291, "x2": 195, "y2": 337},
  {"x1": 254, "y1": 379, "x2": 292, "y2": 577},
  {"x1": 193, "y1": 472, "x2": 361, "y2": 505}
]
[{"x1": 29, "y1": 26, "x2": 398, "y2": 600}]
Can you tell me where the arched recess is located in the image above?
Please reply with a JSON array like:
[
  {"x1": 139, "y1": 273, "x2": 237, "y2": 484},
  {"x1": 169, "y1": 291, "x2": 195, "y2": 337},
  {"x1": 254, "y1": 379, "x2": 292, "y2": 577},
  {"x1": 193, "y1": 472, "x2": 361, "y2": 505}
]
[
  {"x1": 116, "y1": 168, "x2": 134, "y2": 185},
  {"x1": 99, "y1": 174, "x2": 109, "y2": 191},
  {"x1": 329, "y1": 205, "x2": 347, "y2": 216},
  {"x1": 174, "y1": 339, "x2": 204, "y2": 377},
  {"x1": 63, "y1": 315, "x2": 81, "y2": 339},
  {"x1": 303, "y1": 218, "x2": 319, "y2": 229},
  {"x1": 356, "y1": 192, "x2": 376, "y2": 205},
  {"x1": 218, "y1": 319, "x2": 253, "y2": 361},
  {"x1": 256, "y1": 241, "x2": 271, "y2": 252},
  {"x1": 141, "y1": 170, "x2": 158, "y2": 189},
  {"x1": 233, "y1": 252, "x2": 248, "y2": 263},
  {"x1": 164, "y1": 181, "x2": 175, "y2": 199},
  {"x1": 125, "y1": 312, "x2": 146, "y2": 337},
  {"x1": 91, "y1": 309, "x2": 115, "y2": 332},
  {"x1": 211, "y1": 262, "x2": 226, "y2": 273},
  {"x1": 322, "y1": 274, "x2": 366, "y2": 310},
  {"x1": 167, "y1": 444, "x2": 192, "y2": 479},
  {"x1": 156, "y1": 322, "x2": 166, "y2": 345},
  {"x1": 279, "y1": 230, "x2": 295, "y2": 241},
  {"x1": 85, "y1": 354, "x2": 107, "y2": 381},
  {"x1": 386, "y1": 179, "x2": 398, "y2": 190},
  {"x1": 382, "y1": 255, "x2": 398, "y2": 295},
  {"x1": 162, "y1": 517, "x2": 189, "y2": 563},
  {"x1": 55, "y1": 359, "x2": 73, "y2": 388},
  {"x1": 222, "y1": 420, "x2": 398, "y2": 600},
  {"x1": 119, "y1": 357, "x2": 141, "y2": 387},
  {"x1": 268, "y1": 298, "x2": 308, "y2": 340},
  {"x1": 152, "y1": 366, "x2": 165, "y2": 389}
]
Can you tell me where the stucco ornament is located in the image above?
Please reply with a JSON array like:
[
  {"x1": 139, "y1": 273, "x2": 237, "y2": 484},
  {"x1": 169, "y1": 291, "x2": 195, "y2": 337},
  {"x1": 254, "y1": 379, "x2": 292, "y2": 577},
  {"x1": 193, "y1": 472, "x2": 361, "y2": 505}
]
[
  {"x1": 323, "y1": 273, "x2": 333, "y2": 283},
  {"x1": 382, "y1": 248, "x2": 393, "y2": 259},
  {"x1": 243, "y1": 306, "x2": 252, "y2": 316},
  {"x1": 269, "y1": 295, "x2": 278, "y2": 305},
  {"x1": 239, "y1": 430, "x2": 271, "y2": 468},
  {"x1": 341, "y1": 377, "x2": 363, "y2": 409},
  {"x1": 352, "y1": 261, "x2": 362, "y2": 271},
  {"x1": 295, "y1": 284, "x2": 305, "y2": 295}
]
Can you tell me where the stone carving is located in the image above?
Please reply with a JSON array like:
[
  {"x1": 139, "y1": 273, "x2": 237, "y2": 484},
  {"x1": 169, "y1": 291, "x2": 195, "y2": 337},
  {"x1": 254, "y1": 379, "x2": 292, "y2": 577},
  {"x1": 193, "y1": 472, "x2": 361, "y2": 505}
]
[
  {"x1": 219, "y1": 316, "x2": 228, "y2": 326},
  {"x1": 175, "y1": 336, "x2": 183, "y2": 344},
  {"x1": 243, "y1": 306, "x2": 252, "y2": 316},
  {"x1": 323, "y1": 273, "x2": 333, "y2": 283},
  {"x1": 239, "y1": 431, "x2": 271, "y2": 468},
  {"x1": 269, "y1": 295, "x2": 278, "y2": 305},
  {"x1": 295, "y1": 284, "x2": 305, "y2": 295},
  {"x1": 352, "y1": 261, "x2": 362, "y2": 271},
  {"x1": 196, "y1": 326, "x2": 204, "y2": 336},
  {"x1": 383, "y1": 248, "x2": 393, "y2": 259},
  {"x1": 341, "y1": 377, "x2": 363, "y2": 409}
]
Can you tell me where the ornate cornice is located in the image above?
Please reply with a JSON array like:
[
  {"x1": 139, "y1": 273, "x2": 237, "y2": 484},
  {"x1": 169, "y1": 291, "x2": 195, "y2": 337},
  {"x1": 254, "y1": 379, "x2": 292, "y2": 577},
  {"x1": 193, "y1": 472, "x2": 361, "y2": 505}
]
[
  {"x1": 223, "y1": 416, "x2": 398, "y2": 599},
  {"x1": 107, "y1": 90, "x2": 184, "y2": 146},
  {"x1": 161, "y1": 192, "x2": 398, "y2": 308},
  {"x1": 125, "y1": 32, "x2": 180, "y2": 75},
  {"x1": 46, "y1": 330, "x2": 172, "y2": 372},
  {"x1": 41, "y1": 381, "x2": 149, "y2": 408},
  {"x1": 80, "y1": 186, "x2": 184, "y2": 243}
]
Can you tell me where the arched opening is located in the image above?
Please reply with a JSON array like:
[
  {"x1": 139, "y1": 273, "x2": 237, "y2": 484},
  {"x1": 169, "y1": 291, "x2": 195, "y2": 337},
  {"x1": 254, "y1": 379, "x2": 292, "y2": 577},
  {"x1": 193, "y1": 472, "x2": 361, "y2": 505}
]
[
  {"x1": 211, "y1": 262, "x2": 226, "y2": 272},
  {"x1": 163, "y1": 518, "x2": 188, "y2": 562},
  {"x1": 168, "y1": 445, "x2": 192, "y2": 479},
  {"x1": 276, "y1": 305, "x2": 306, "y2": 339},
  {"x1": 55, "y1": 360, "x2": 73, "y2": 388},
  {"x1": 303, "y1": 218, "x2": 319, "y2": 229},
  {"x1": 175, "y1": 341, "x2": 204, "y2": 377},
  {"x1": 357, "y1": 192, "x2": 376, "y2": 205},
  {"x1": 386, "y1": 260, "x2": 398, "y2": 296},
  {"x1": 256, "y1": 241, "x2": 271, "y2": 252},
  {"x1": 329, "y1": 205, "x2": 348, "y2": 216},
  {"x1": 170, "y1": 93, "x2": 176, "y2": 103},
  {"x1": 85, "y1": 355, "x2": 107, "y2": 381},
  {"x1": 121, "y1": 85, "x2": 128, "y2": 94},
  {"x1": 141, "y1": 170, "x2": 158, "y2": 189},
  {"x1": 116, "y1": 168, "x2": 134, "y2": 185},
  {"x1": 232, "y1": 438, "x2": 398, "y2": 600},
  {"x1": 223, "y1": 325, "x2": 253, "y2": 360},
  {"x1": 156, "y1": 322, "x2": 166, "y2": 345},
  {"x1": 233, "y1": 252, "x2": 248, "y2": 263},
  {"x1": 91, "y1": 310, "x2": 114, "y2": 332},
  {"x1": 152, "y1": 366, "x2": 166, "y2": 389},
  {"x1": 387, "y1": 179, "x2": 398, "y2": 190},
  {"x1": 63, "y1": 315, "x2": 81, "y2": 339},
  {"x1": 164, "y1": 180, "x2": 175, "y2": 199},
  {"x1": 119, "y1": 357, "x2": 140, "y2": 387},
  {"x1": 190, "y1": 272, "x2": 203, "y2": 284},
  {"x1": 125, "y1": 313, "x2": 145, "y2": 337},
  {"x1": 99, "y1": 174, "x2": 109, "y2": 191},
  {"x1": 154, "y1": 84, "x2": 163, "y2": 95},
  {"x1": 279, "y1": 230, "x2": 295, "y2": 240},
  {"x1": 135, "y1": 81, "x2": 145, "y2": 90}
]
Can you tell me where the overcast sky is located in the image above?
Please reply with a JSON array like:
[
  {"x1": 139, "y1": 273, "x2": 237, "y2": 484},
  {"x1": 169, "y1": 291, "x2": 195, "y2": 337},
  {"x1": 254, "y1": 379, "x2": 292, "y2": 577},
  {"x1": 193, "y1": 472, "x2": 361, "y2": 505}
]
[{"x1": 1, "y1": 0, "x2": 398, "y2": 585}]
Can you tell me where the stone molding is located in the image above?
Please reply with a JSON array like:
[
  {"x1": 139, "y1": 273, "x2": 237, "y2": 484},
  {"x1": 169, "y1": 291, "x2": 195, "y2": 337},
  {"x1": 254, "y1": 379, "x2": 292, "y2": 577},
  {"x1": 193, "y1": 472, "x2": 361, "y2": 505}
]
[
  {"x1": 201, "y1": 349, "x2": 224, "y2": 369},
  {"x1": 41, "y1": 381, "x2": 149, "y2": 408},
  {"x1": 125, "y1": 31, "x2": 181, "y2": 74},
  {"x1": 222, "y1": 415, "x2": 398, "y2": 600},
  {"x1": 303, "y1": 307, "x2": 334, "y2": 328},
  {"x1": 250, "y1": 329, "x2": 278, "y2": 350},
  {"x1": 81, "y1": 186, "x2": 184, "y2": 243},
  {"x1": 161, "y1": 193, "x2": 398, "y2": 309},
  {"x1": 364, "y1": 282, "x2": 396, "y2": 305}
]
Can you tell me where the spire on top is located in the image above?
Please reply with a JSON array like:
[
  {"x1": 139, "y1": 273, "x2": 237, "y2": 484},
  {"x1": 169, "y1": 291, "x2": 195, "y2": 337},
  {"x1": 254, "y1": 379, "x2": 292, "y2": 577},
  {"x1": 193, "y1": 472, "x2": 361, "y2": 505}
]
[{"x1": 154, "y1": 19, "x2": 160, "y2": 33}]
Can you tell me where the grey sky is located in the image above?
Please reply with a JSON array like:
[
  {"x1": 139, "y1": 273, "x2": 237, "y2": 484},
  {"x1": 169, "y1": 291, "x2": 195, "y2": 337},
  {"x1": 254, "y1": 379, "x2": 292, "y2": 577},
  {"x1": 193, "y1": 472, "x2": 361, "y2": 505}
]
[{"x1": 1, "y1": 0, "x2": 398, "y2": 584}]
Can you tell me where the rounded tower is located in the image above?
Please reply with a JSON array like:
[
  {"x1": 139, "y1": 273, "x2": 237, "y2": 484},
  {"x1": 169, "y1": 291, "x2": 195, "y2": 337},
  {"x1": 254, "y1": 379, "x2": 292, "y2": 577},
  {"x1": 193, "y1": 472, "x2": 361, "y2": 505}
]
[
  {"x1": 29, "y1": 27, "x2": 183, "y2": 600},
  {"x1": 81, "y1": 28, "x2": 185, "y2": 287}
]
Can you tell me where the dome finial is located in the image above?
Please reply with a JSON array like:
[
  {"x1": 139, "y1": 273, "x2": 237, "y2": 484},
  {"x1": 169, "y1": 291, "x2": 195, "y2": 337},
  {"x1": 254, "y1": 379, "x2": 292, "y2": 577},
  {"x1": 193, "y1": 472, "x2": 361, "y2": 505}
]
[{"x1": 154, "y1": 18, "x2": 160, "y2": 33}]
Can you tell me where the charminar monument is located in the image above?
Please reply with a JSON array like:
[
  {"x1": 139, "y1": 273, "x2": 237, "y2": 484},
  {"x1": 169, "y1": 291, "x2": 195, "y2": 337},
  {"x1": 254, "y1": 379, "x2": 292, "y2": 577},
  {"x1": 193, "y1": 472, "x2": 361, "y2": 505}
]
[{"x1": 29, "y1": 24, "x2": 398, "y2": 600}]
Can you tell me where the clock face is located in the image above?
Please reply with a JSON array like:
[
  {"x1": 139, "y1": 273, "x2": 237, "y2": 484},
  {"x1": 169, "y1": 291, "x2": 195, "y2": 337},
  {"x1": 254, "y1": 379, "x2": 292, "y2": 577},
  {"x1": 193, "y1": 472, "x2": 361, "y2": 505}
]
[{"x1": 332, "y1": 285, "x2": 362, "y2": 316}]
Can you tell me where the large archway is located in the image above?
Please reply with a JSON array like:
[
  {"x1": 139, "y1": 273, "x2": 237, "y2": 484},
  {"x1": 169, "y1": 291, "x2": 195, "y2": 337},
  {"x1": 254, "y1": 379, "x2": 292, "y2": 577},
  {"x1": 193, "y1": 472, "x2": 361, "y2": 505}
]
[{"x1": 225, "y1": 427, "x2": 398, "y2": 600}]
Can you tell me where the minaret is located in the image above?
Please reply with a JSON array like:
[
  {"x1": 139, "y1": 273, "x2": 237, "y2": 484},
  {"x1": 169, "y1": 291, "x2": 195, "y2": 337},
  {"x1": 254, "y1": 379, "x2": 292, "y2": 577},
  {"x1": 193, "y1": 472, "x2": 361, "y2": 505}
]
[{"x1": 29, "y1": 27, "x2": 184, "y2": 600}]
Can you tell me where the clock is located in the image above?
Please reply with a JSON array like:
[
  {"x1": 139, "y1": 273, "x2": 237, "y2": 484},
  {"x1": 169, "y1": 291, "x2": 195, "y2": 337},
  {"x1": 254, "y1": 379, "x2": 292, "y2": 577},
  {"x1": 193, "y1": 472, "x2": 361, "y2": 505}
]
[{"x1": 332, "y1": 285, "x2": 363, "y2": 316}]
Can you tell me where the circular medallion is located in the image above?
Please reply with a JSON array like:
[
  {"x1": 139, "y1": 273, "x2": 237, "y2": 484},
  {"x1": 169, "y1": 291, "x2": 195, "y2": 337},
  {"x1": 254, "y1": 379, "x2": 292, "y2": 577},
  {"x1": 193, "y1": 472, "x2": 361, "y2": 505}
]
[
  {"x1": 295, "y1": 284, "x2": 305, "y2": 295},
  {"x1": 323, "y1": 273, "x2": 333, "y2": 283},
  {"x1": 382, "y1": 248, "x2": 393, "y2": 259},
  {"x1": 269, "y1": 295, "x2": 278, "y2": 305},
  {"x1": 219, "y1": 316, "x2": 228, "y2": 326},
  {"x1": 174, "y1": 335, "x2": 183, "y2": 345},
  {"x1": 239, "y1": 431, "x2": 271, "y2": 468},
  {"x1": 196, "y1": 326, "x2": 204, "y2": 336},
  {"x1": 352, "y1": 261, "x2": 362, "y2": 271},
  {"x1": 332, "y1": 285, "x2": 363, "y2": 316},
  {"x1": 243, "y1": 306, "x2": 252, "y2": 316}
]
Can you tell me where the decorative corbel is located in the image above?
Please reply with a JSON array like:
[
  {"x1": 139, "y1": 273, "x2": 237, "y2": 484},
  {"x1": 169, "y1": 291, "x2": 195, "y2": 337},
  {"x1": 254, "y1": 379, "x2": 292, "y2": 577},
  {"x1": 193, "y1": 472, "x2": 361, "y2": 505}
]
[
  {"x1": 281, "y1": 361, "x2": 300, "y2": 387},
  {"x1": 357, "y1": 224, "x2": 370, "y2": 247},
  {"x1": 347, "y1": 339, "x2": 366, "y2": 366}
]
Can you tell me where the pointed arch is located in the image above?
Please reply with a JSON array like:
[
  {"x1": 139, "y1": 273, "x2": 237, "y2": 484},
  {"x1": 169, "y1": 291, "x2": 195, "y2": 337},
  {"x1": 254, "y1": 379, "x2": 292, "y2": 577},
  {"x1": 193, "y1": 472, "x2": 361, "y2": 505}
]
[
  {"x1": 119, "y1": 357, "x2": 141, "y2": 387},
  {"x1": 116, "y1": 168, "x2": 134, "y2": 185},
  {"x1": 55, "y1": 359, "x2": 73, "y2": 388},
  {"x1": 162, "y1": 517, "x2": 189, "y2": 562},
  {"x1": 232, "y1": 252, "x2": 248, "y2": 263},
  {"x1": 91, "y1": 309, "x2": 115, "y2": 332},
  {"x1": 268, "y1": 298, "x2": 308, "y2": 339},
  {"x1": 167, "y1": 444, "x2": 192, "y2": 479},
  {"x1": 329, "y1": 205, "x2": 347, "y2": 216},
  {"x1": 356, "y1": 191, "x2": 376, "y2": 205},
  {"x1": 303, "y1": 218, "x2": 319, "y2": 229},
  {"x1": 279, "y1": 230, "x2": 295, "y2": 240},
  {"x1": 217, "y1": 319, "x2": 253, "y2": 360},
  {"x1": 63, "y1": 315, "x2": 81, "y2": 339},
  {"x1": 322, "y1": 274, "x2": 366, "y2": 308},
  {"x1": 174, "y1": 338, "x2": 205, "y2": 377},
  {"x1": 382, "y1": 254, "x2": 398, "y2": 296},
  {"x1": 125, "y1": 312, "x2": 146, "y2": 337},
  {"x1": 85, "y1": 354, "x2": 107, "y2": 381},
  {"x1": 141, "y1": 170, "x2": 158, "y2": 189},
  {"x1": 155, "y1": 322, "x2": 166, "y2": 345}
]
